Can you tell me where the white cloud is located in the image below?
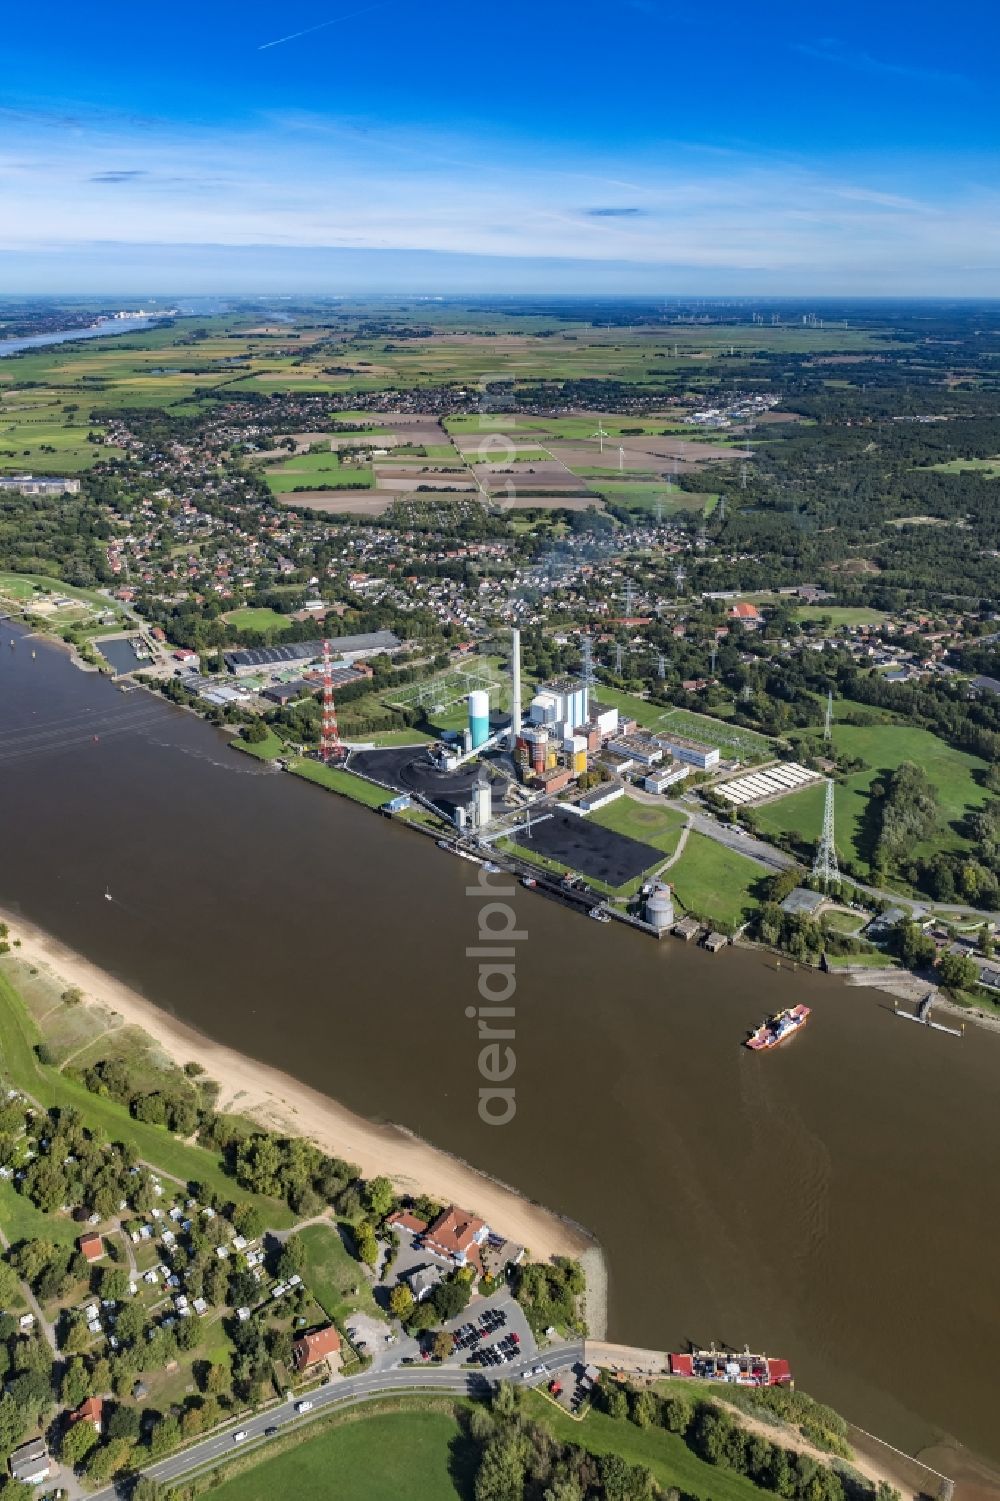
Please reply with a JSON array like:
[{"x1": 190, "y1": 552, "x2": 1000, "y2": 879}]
[{"x1": 1, "y1": 105, "x2": 998, "y2": 290}]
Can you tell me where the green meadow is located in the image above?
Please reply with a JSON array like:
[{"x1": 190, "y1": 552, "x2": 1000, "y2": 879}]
[{"x1": 753, "y1": 720, "x2": 989, "y2": 871}]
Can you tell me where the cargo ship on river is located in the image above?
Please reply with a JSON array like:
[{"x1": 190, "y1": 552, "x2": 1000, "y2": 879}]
[
  {"x1": 669, "y1": 1347, "x2": 793, "y2": 1386},
  {"x1": 745, "y1": 1003, "x2": 810, "y2": 1051}
]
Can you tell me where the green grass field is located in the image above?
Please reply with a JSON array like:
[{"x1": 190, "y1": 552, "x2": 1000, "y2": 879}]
[
  {"x1": 753, "y1": 720, "x2": 988, "y2": 872},
  {"x1": 525, "y1": 1392, "x2": 775, "y2": 1501},
  {"x1": 820, "y1": 909, "x2": 866, "y2": 935},
  {"x1": 588, "y1": 796, "x2": 687, "y2": 858},
  {"x1": 288, "y1": 757, "x2": 393, "y2": 807},
  {"x1": 667, "y1": 833, "x2": 763, "y2": 929},
  {"x1": 0, "y1": 571, "x2": 118, "y2": 614},
  {"x1": 293, "y1": 1222, "x2": 382, "y2": 1323},
  {"x1": 231, "y1": 728, "x2": 286, "y2": 761},
  {"x1": 203, "y1": 1406, "x2": 465, "y2": 1501},
  {"x1": 0, "y1": 1174, "x2": 82, "y2": 1246},
  {"x1": 793, "y1": 605, "x2": 889, "y2": 627},
  {"x1": 590, "y1": 481, "x2": 718, "y2": 514},
  {"x1": 923, "y1": 457, "x2": 1000, "y2": 476},
  {"x1": 196, "y1": 1386, "x2": 785, "y2": 1501},
  {"x1": 263, "y1": 450, "x2": 375, "y2": 494},
  {"x1": 223, "y1": 607, "x2": 294, "y2": 634}
]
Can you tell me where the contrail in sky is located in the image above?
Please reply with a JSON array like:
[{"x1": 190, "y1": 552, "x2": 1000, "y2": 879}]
[{"x1": 258, "y1": 0, "x2": 396, "y2": 50}]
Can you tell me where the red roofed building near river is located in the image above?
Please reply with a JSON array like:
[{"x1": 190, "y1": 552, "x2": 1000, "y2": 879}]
[{"x1": 423, "y1": 1205, "x2": 490, "y2": 1272}]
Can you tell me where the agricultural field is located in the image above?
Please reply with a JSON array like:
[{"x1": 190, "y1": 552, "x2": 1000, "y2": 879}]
[
  {"x1": 753, "y1": 720, "x2": 989, "y2": 872},
  {"x1": 0, "y1": 388, "x2": 123, "y2": 472},
  {"x1": 263, "y1": 450, "x2": 374, "y2": 494}
]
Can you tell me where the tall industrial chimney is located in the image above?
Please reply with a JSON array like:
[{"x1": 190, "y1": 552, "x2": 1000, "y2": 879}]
[{"x1": 510, "y1": 627, "x2": 522, "y2": 746}]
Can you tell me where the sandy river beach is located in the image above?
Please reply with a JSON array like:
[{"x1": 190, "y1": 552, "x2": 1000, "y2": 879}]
[{"x1": 0, "y1": 907, "x2": 599, "y2": 1284}]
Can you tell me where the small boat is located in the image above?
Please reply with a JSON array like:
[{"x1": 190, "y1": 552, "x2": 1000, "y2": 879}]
[
  {"x1": 745, "y1": 1004, "x2": 810, "y2": 1051},
  {"x1": 589, "y1": 906, "x2": 611, "y2": 923},
  {"x1": 104, "y1": 891, "x2": 113, "y2": 903},
  {"x1": 521, "y1": 876, "x2": 537, "y2": 889}
]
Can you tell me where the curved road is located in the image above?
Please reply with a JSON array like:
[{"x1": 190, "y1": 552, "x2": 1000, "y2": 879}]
[{"x1": 97, "y1": 1340, "x2": 585, "y2": 1497}]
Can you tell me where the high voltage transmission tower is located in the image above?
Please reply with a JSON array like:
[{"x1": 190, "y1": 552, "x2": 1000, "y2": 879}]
[
  {"x1": 824, "y1": 690, "x2": 833, "y2": 741},
  {"x1": 319, "y1": 638, "x2": 344, "y2": 762},
  {"x1": 812, "y1": 779, "x2": 840, "y2": 888}
]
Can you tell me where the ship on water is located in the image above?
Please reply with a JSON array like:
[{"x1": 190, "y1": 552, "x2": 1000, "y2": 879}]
[
  {"x1": 669, "y1": 1347, "x2": 793, "y2": 1387},
  {"x1": 745, "y1": 1003, "x2": 810, "y2": 1051}
]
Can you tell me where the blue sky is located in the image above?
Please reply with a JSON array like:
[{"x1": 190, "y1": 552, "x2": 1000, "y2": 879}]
[{"x1": 2, "y1": 0, "x2": 998, "y2": 293}]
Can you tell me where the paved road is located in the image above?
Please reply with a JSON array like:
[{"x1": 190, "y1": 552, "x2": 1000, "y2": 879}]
[
  {"x1": 97, "y1": 1339, "x2": 585, "y2": 1497},
  {"x1": 687, "y1": 811, "x2": 797, "y2": 872}
]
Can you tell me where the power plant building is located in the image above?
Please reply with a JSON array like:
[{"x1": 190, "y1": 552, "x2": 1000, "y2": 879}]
[{"x1": 528, "y1": 679, "x2": 589, "y2": 737}]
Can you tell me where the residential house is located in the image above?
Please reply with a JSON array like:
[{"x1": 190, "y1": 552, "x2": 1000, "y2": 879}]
[{"x1": 292, "y1": 1324, "x2": 341, "y2": 1372}]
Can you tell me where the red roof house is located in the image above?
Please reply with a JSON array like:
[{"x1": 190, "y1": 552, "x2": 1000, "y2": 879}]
[
  {"x1": 292, "y1": 1325, "x2": 341, "y2": 1371},
  {"x1": 423, "y1": 1205, "x2": 489, "y2": 1270},
  {"x1": 69, "y1": 1397, "x2": 105, "y2": 1433},
  {"x1": 729, "y1": 602, "x2": 762, "y2": 624},
  {"x1": 78, "y1": 1233, "x2": 104, "y2": 1263}
]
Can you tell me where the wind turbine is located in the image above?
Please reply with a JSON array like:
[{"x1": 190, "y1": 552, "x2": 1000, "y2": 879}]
[{"x1": 591, "y1": 420, "x2": 610, "y2": 455}]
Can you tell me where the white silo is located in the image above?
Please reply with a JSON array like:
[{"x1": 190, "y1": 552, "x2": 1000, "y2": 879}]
[
  {"x1": 468, "y1": 690, "x2": 490, "y2": 749},
  {"x1": 646, "y1": 883, "x2": 675, "y2": 931},
  {"x1": 473, "y1": 771, "x2": 492, "y2": 829}
]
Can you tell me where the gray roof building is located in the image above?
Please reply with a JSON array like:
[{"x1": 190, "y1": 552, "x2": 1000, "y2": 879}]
[
  {"x1": 780, "y1": 887, "x2": 825, "y2": 917},
  {"x1": 225, "y1": 630, "x2": 400, "y2": 674},
  {"x1": 8, "y1": 1438, "x2": 51, "y2": 1485}
]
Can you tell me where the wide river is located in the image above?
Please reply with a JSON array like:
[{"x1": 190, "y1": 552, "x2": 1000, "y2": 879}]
[
  {"x1": 1, "y1": 630, "x2": 997, "y2": 1486},
  {"x1": 0, "y1": 315, "x2": 162, "y2": 357}
]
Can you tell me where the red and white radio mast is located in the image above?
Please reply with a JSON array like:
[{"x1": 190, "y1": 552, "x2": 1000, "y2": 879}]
[{"x1": 319, "y1": 638, "x2": 343, "y2": 762}]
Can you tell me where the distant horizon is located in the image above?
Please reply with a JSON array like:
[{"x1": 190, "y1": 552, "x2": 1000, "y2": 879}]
[{"x1": 2, "y1": 288, "x2": 999, "y2": 306}]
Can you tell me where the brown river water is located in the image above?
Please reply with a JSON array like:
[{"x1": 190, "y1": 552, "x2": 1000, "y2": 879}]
[{"x1": 1, "y1": 630, "x2": 998, "y2": 1490}]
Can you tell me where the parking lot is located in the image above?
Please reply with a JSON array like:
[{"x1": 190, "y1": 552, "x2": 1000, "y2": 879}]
[{"x1": 386, "y1": 1289, "x2": 536, "y2": 1372}]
